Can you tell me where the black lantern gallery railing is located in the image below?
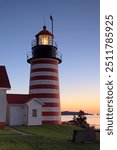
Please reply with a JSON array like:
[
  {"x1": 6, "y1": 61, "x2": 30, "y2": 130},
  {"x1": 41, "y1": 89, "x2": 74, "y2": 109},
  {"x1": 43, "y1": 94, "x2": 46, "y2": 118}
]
[
  {"x1": 31, "y1": 39, "x2": 58, "y2": 48},
  {"x1": 27, "y1": 50, "x2": 62, "y2": 63}
]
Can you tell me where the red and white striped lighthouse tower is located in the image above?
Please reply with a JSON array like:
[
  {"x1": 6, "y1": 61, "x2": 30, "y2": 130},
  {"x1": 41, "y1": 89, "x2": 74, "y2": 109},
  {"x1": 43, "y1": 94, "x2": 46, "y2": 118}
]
[{"x1": 27, "y1": 23, "x2": 62, "y2": 124}]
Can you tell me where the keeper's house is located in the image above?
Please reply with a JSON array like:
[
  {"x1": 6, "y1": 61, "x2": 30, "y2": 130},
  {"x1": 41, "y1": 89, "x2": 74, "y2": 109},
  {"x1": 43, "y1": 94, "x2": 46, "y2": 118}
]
[{"x1": 0, "y1": 66, "x2": 43, "y2": 127}]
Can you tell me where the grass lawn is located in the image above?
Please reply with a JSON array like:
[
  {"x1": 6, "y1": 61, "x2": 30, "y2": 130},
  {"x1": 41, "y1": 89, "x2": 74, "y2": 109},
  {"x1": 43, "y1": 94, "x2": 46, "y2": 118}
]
[
  {"x1": 0, "y1": 124, "x2": 100, "y2": 150},
  {"x1": 0, "y1": 129, "x2": 18, "y2": 135}
]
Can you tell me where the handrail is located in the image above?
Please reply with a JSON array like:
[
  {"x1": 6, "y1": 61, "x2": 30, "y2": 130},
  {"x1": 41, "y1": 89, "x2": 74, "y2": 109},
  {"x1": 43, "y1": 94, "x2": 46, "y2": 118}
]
[
  {"x1": 27, "y1": 51, "x2": 32, "y2": 60},
  {"x1": 56, "y1": 51, "x2": 62, "y2": 60},
  {"x1": 31, "y1": 39, "x2": 57, "y2": 48},
  {"x1": 27, "y1": 50, "x2": 62, "y2": 62}
]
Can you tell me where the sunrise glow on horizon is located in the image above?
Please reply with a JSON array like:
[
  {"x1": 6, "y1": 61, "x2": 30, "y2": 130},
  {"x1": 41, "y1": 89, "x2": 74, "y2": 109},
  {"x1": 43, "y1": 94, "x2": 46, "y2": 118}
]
[{"x1": 60, "y1": 89, "x2": 100, "y2": 114}]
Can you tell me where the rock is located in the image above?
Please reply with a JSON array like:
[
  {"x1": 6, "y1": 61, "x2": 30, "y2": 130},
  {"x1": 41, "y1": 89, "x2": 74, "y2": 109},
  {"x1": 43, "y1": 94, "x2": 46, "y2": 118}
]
[{"x1": 72, "y1": 129, "x2": 96, "y2": 143}]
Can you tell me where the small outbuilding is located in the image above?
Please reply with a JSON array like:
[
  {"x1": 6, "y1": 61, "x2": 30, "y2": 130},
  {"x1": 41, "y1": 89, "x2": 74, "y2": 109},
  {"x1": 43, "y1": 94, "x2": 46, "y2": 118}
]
[{"x1": 7, "y1": 94, "x2": 43, "y2": 126}]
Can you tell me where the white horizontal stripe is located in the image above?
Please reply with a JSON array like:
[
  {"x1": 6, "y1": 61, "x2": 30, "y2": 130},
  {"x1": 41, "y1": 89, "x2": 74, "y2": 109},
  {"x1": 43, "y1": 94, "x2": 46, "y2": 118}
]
[
  {"x1": 30, "y1": 80, "x2": 59, "y2": 86},
  {"x1": 31, "y1": 64, "x2": 58, "y2": 70},
  {"x1": 41, "y1": 98, "x2": 60, "y2": 103},
  {"x1": 42, "y1": 107, "x2": 60, "y2": 112},
  {"x1": 30, "y1": 72, "x2": 58, "y2": 77},
  {"x1": 29, "y1": 89, "x2": 59, "y2": 94},
  {"x1": 42, "y1": 116, "x2": 61, "y2": 121}
]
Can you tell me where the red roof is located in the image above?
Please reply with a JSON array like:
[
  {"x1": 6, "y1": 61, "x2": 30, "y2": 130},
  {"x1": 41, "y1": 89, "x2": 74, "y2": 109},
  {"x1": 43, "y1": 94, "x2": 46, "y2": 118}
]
[
  {"x1": 36, "y1": 26, "x2": 53, "y2": 37},
  {"x1": 7, "y1": 94, "x2": 29, "y2": 104},
  {"x1": 0, "y1": 66, "x2": 11, "y2": 89}
]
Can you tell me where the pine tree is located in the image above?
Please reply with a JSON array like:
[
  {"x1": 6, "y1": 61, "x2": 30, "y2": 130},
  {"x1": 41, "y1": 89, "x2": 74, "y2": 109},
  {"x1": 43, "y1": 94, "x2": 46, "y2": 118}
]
[{"x1": 72, "y1": 110, "x2": 89, "y2": 128}]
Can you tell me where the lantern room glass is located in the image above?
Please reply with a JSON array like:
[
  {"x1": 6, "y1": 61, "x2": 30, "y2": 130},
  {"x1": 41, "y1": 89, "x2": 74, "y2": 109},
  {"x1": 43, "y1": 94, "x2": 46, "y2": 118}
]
[{"x1": 39, "y1": 34, "x2": 52, "y2": 45}]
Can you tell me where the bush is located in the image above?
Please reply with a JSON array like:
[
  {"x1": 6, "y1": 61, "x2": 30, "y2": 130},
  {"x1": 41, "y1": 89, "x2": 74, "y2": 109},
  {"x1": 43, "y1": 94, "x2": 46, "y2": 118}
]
[{"x1": 70, "y1": 110, "x2": 89, "y2": 128}]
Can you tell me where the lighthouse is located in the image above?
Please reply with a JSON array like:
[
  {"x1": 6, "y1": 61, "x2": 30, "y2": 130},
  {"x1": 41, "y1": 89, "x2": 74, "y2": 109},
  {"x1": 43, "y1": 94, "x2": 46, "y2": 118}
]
[{"x1": 27, "y1": 23, "x2": 62, "y2": 124}]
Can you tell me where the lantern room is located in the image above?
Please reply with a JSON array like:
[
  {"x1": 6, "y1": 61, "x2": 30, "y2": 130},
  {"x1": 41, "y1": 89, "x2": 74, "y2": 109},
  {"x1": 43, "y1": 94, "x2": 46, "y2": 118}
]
[
  {"x1": 36, "y1": 26, "x2": 53, "y2": 45},
  {"x1": 27, "y1": 24, "x2": 62, "y2": 64}
]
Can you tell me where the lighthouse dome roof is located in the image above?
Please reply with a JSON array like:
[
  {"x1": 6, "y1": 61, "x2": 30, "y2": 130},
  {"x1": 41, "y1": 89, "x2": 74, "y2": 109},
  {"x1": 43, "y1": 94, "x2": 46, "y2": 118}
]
[{"x1": 36, "y1": 26, "x2": 53, "y2": 37}]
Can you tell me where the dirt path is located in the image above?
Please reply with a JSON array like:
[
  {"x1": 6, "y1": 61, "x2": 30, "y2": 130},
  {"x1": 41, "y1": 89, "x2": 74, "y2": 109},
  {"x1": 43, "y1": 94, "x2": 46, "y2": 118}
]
[{"x1": 4, "y1": 126, "x2": 32, "y2": 136}]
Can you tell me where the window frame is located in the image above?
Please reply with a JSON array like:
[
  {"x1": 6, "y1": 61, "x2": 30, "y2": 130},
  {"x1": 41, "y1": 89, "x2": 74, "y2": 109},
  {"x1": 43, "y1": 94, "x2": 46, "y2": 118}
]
[{"x1": 32, "y1": 109, "x2": 37, "y2": 117}]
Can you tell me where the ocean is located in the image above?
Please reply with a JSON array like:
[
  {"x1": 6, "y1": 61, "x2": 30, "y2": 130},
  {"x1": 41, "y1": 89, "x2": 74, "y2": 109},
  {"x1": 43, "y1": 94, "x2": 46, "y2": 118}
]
[{"x1": 61, "y1": 115, "x2": 100, "y2": 129}]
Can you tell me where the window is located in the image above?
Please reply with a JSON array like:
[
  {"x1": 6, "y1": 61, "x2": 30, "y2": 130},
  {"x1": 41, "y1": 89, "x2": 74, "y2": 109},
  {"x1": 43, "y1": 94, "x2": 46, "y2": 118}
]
[
  {"x1": 32, "y1": 109, "x2": 37, "y2": 117},
  {"x1": 39, "y1": 35, "x2": 52, "y2": 45}
]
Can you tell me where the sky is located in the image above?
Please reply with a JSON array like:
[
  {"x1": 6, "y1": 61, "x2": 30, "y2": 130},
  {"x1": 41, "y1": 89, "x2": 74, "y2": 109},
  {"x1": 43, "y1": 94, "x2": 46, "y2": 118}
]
[{"x1": 0, "y1": 0, "x2": 100, "y2": 114}]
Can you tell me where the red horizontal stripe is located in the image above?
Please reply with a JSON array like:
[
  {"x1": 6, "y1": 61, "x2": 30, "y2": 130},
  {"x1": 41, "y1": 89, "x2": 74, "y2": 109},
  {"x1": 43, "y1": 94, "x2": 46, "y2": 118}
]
[
  {"x1": 43, "y1": 102, "x2": 60, "y2": 107},
  {"x1": 30, "y1": 76, "x2": 58, "y2": 81},
  {"x1": 42, "y1": 112, "x2": 60, "y2": 116},
  {"x1": 42, "y1": 120, "x2": 61, "y2": 124},
  {"x1": 29, "y1": 93, "x2": 60, "y2": 98},
  {"x1": 31, "y1": 68, "x2": 58, "y2": 73},
  {"x1": 31, "y1": 59, "x2": 58, "y2": 65},
  {"x1": 30, "y1": 84, "x2": 59, "y2": 90}
]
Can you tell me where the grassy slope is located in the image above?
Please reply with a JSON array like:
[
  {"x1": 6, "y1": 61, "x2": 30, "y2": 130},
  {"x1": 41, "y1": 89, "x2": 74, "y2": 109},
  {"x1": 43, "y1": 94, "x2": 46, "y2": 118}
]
[{"x1": 0, "y1": 125, "x2": 100, "y2": 150}]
